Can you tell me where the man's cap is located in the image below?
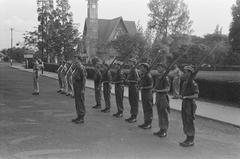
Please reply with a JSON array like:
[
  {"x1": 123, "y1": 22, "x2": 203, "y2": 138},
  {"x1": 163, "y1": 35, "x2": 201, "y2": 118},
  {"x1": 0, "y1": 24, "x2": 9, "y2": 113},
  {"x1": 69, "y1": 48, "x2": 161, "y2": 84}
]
[
  {"x1": 129, "y1": 58, "x2": 137, "y2": 63},
  {"x1": 184, "y1": 65, "x2": 194, "y2": 73},
  {"x1": 139, "y1": 63, "x2": 150, "y2": 70}
]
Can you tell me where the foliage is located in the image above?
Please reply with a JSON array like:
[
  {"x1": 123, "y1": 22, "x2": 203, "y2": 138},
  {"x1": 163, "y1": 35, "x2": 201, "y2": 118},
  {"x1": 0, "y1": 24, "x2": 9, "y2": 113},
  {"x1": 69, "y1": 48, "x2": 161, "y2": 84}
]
[
  {"x1": 1, "y1": 47, "x2": 32, "y2": 63},
  {"x1": 147, "y1": 0, "x2": 193, "y2": 38},
  {"x1": 23, "y1": 0, "x2": 81, "y2": 63},
  {"x1": 229, "y1": 0, "x2": 240, "y2": 53},
  {"x1": 110, "y1": 33, "x2": 149, "y2": 61}
]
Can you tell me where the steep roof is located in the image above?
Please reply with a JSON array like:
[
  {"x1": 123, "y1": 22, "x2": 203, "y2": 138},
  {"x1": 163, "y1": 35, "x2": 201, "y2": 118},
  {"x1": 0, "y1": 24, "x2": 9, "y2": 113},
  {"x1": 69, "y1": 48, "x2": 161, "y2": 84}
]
[{"x1": 84, "y1": 17, "x2": 137, "y2": 44}]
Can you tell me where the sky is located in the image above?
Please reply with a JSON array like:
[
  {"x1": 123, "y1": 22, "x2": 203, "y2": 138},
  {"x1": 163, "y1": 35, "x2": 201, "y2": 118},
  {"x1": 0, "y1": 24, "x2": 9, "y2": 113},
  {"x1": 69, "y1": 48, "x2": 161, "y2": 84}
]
[{"x1": 0, "y1": 0, "x2": 236, "y2": 50}]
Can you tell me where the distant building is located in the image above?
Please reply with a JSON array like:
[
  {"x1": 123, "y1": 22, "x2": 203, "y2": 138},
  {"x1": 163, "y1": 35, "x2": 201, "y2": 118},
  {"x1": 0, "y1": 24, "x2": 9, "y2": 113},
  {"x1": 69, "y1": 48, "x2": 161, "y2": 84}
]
[{"x1": 83, "y1": 0, "x2": 137, "y2": 61}]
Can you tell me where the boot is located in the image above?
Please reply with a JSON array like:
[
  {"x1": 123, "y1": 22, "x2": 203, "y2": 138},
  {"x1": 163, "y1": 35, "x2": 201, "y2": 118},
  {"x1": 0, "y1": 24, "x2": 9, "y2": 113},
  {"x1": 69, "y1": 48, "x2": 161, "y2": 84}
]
[
  {"x1": 158, "y1": 129, "x2": 167, "y2": 137},
  {"x1": 127, "y1": 115, "x2": 137, "y2": 123},
  {"x1": 153, "y1": 129, "x2": 163, "y2": 136},
  {"x1": 179, "y1": 136, "x2": 194, "y2": 147},
  {"x1": 101, "y1": 108, "x2": 110, "y2": 113},
  {"x1": 115, "y1": 112, "x2": 123, "y2": 118},
  {"x1": 92, "y1": 105, "x2": 101, "y2": 109}
]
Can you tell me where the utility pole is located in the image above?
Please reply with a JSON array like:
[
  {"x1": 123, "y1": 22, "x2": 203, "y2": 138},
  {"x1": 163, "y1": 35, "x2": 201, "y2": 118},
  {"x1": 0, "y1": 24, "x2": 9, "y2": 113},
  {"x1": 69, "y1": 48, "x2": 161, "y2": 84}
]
[
  {"x1": 41, "y1": 0, "x2": 44, "y2": 74},
  {"x1": 10, "y1": 28, "x2": 13, "y2": 49}
]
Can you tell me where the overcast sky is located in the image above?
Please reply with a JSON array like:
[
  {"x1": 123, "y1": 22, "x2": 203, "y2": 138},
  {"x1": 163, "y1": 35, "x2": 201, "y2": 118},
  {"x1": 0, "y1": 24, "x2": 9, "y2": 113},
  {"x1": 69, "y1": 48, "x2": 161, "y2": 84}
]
[{"x1": 0, "y1": 0, "x2": 236, "y2": 50}]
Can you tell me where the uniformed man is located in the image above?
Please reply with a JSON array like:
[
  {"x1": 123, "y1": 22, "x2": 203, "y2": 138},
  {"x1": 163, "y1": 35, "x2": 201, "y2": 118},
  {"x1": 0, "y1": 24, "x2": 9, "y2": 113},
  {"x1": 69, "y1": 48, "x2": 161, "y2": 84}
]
[
  {"x1": 179, "y1": 65, "x2": 199, "y2": 147},
  {"x1": 153, "y1": 63, "x2": 170, "y2": 137},
  {"x1": 65, "y1": 61, "x2": 73, "y2": 96},
  {"x1": 125, "y1": 58, "x2": 140, "y2": 123},
  {"x1": 32, "y1": 58, "x2": 40, "y2": 95},
  {"x1": 60, "y1": 61, "x2": 67, "y2": 94},
  {"x1": 71, "y1": 55, "x2": 87, "y2": 124},
  {"x1": 112, "y1": 60, "x2": 125, "y2": 118},
  {"x1": 172, "y1": 64, "x2": 182, "y2": 99},
  {"x1": 138, "y1": 63, "x2": 153, "y2": 129},
  {"x1": 101, "y1": 63, "x2": 112, "y2": 113},
  {"x1": 57, "y1": 61, "x2": 64, "y2": 93},
  {"x1": 92, "y1": 59, "x2": 102, "y2": 109}
]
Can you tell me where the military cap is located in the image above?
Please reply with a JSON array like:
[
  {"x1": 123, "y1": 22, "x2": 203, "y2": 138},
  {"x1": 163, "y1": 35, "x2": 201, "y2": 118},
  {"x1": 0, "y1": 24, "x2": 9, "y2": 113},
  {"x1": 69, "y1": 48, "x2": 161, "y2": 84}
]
[
  {"x1": 184, "y1": 65, "x2": 194, "y2": 73},
  {"x1": 139, "y1": 63, "x2": 150, "y2": 70}
]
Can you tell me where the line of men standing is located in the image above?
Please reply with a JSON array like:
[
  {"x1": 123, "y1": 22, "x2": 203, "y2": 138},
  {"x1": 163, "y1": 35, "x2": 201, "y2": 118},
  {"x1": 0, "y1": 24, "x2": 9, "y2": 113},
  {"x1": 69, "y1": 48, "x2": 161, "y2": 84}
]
[{"x1": 56, "y1": 55, "x2": 199, "y2": 147}]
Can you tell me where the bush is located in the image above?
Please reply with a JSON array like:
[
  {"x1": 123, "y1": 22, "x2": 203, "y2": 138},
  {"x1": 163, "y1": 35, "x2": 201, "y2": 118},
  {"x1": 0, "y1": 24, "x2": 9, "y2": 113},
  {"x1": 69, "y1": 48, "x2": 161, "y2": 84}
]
[
  {"x1": 44, "y1": 64, "x2": 240, "y2": 105},
  {"x1": 44, "y1": 63, "x2": 59, "y2": 73}
]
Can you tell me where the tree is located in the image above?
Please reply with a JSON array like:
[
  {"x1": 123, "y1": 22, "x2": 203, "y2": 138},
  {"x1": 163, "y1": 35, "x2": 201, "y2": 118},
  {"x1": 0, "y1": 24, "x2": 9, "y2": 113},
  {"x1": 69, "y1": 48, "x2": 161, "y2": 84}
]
[
  {"x1": 110, "y1": 33, "x2": 149, "y2": 61},
  {"x1": 37, "y1": 0, "x2": 54, "y2": 62},
  {"x1": 53, "y1": 0, "x2": 80, "y2": 60},
  {"x1": 147, "y1": 0, "x2": 193, "y2": 38},
  {"x1": 229, "y1": 0, "x2": 240, "y2": 53}
]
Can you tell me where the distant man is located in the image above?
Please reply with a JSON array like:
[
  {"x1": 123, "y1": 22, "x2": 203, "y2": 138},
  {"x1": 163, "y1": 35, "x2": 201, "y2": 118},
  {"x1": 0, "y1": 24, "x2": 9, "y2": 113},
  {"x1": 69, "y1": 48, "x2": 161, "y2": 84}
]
[
  {"x1": 57, "y1": 61, "x2": 64, "y2": 93},
  {"x1": 138, "y1": 63, "x2": 153, "y2": 129},
  {"x1": 72, "y1": 55, "x2": 87, "y2": 124},
  {"x1": 92, "y1": 59, "x2": 102, "y2": 109},
  {"x1": 172, "y1": 64, "x2": 182, "y2": 99},
  {"x1": 60, "y1": 61, "x2": 67, "y2": 94},
  {"x1": 153, "y1": 63, "x2": 170, "y2": 137},
  {"x1": 179, "y1": 65, "x2": 199, "y2": 147},
  {"x1": 32, "y1": 58, "x2": 40, "y2": 95},
  {"x1": 112, "y1": 60, "x2": 125, "y2": 118},
  {"x1": 125, "y1": 58, "x2": 140, "y2": 123},
  {"x1": 101, "y1": 63, "x2": 112, "y2": 113},
  {"x1": 65, "y1": 61, "x2": 73, "y2": 96}
]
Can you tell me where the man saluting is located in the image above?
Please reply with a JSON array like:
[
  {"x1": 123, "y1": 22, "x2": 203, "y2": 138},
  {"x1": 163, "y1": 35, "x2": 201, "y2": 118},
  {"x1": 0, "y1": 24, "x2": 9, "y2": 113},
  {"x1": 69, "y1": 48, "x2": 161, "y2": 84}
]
[{"x1": 71, "y1": 55, "x2": 87, "y2": 124}]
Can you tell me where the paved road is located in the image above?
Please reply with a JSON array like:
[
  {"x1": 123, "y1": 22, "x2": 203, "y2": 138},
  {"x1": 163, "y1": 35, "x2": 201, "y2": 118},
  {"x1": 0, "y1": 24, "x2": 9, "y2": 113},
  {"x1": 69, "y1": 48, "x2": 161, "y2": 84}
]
[{"x1": 0, "y1": 63, "x2": 240, "y2": 159}]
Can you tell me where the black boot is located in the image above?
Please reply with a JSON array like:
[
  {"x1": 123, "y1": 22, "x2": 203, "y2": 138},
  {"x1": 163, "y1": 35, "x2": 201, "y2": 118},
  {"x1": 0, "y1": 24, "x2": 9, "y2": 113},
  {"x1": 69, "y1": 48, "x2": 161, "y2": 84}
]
[
  {"x1": 179, "y1": 136, "x2": 194, "y2": 147},
  {"x1": 153, "y1": 129, "x2": 162, "y2": 136},
  {"x1": 101, "y1": 107, "x2": 110, "y2": 113},
  {"x1": 115, "y1": 112, "x2": 123, "y2": 118},
  {"x1": 128, "y1": 115, "x2": 137, "y2": 123},
  {"x1": 74, "y1": 116, "x2": 84, "y2": 124},
  {"x1": 158, "y1": 129, "x2": 167, "y2": 137},
  {"x1": 92, "y1": 105, "x2": 101, "y2": 109}
]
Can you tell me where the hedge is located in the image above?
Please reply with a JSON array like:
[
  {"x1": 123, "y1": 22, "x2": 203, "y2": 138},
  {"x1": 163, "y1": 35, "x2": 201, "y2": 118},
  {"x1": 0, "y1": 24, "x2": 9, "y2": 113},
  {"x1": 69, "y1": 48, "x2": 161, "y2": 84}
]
[{"x1": 44, "y1": 63, "x2": 240, "y2": 105}]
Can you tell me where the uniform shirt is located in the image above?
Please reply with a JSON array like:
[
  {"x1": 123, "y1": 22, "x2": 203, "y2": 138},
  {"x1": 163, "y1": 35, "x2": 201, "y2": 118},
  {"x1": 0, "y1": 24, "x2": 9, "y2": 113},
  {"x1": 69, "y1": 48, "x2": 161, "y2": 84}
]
[
  {"x1": 181, "y1": 80, "x2": 199, "y2": 97},
  {"x1": 127, "y1": 68, "x2": 139, "y2": 84},
  {"x1": 94, "y1": 68, "x2": 102, "y2": 85},
  {"x1": 139, "y1": 73, "x2": 153, "y2": 89},
  {"x1": 101, "y1": 69, "x2": 112, "y2": 83},
  {"x1": 72, "y1": 63, "x2": 87, "y2": 86},
  {"x1": 113, "y1": 69, "x2": 125, "y2": 84},
  {"x1": 154, "y1": 75, "x2": 170, "y2": 93}
]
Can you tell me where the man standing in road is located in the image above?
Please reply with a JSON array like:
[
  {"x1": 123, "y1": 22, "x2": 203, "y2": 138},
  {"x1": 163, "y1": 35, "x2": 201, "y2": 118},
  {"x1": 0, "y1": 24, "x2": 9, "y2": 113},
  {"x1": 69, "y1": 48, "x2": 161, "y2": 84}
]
[
  {"x1": 101, "y1": 63, "x2": 112, "y2": 113},
  {"x1": 153, "y1": 63, "x2": 171, "y2": 137},
  {"x1": 112, "y1": 60, "x2": 125, "y2": 118},
  {"x1": 92, "y1": 58, "x2": 102, "y2": 109},
  {"x1": 125, "y1": 58, "x2": 140, "y2": 123},
  {"x1": 179, "y1": 65, "x2": 199, "y2": 147},
  {"x1": 138, "y1": 63, "x2": 153, "y2": 129},
  {"x1": 71, "y1": 55, "x2": 87, "y2": 124},
  {"x1": 32, "y1": 58, "x2": 40, "y2": 95}
]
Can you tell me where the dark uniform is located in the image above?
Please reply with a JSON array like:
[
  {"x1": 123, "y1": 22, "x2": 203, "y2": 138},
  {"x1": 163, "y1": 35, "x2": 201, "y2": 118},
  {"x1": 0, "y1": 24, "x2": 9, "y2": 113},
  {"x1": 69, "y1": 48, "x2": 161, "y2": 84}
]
[
  {"x1": 180, "y1": 80, "x2": 199, "y2": 146},
  {"x1": 139, "y1": 72, "x2": 153, "y2": 128},
  {"x1": 93, "y1": 67, "x2": 102, "y2": 109},
  {"x1": 154, "y1": 75, "x2": 170, "y2": 136},
  {"x1": 72, "y1": 62, "x2": 87, "y2": 123},
  {"x1": 101, "y1": 67, "x2": 112, "y2": 112},
  {"x1": 113, "y1": 68, "x2": 125, "y2": 116},
  {"x1": 125, "y1": 67, "x2": 139, "y2": 122}
]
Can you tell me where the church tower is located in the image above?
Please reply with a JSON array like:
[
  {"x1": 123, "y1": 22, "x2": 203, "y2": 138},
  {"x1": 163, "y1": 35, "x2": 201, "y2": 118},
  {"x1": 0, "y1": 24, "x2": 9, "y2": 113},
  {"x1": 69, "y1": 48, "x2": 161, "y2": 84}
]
[{"x1": 86, "y1": 0, "x2": 99, "y2": 59}]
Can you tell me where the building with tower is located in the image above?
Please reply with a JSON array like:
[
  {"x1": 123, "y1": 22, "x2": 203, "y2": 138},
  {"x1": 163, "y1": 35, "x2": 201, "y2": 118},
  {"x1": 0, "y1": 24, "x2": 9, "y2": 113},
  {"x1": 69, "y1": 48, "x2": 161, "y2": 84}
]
[{"x1": 83, "y1": 0, "x2": 137, "y2": 61}]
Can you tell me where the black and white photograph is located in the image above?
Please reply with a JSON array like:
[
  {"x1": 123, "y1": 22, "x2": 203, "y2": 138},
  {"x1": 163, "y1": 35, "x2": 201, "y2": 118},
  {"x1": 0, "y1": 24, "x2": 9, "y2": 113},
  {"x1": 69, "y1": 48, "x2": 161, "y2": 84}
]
[{"x1": 0, "y1": 0, "x2": 240, "y2": 158}]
